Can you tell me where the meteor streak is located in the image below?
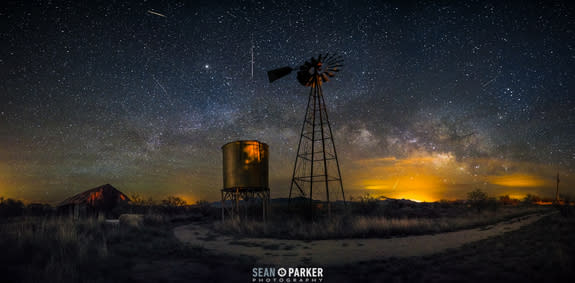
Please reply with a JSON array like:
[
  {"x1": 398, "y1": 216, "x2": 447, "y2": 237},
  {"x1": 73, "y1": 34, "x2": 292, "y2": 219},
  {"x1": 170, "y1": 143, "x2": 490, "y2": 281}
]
[{"x1": 147, "y1": 10, "x2": 166, "y2": 18}]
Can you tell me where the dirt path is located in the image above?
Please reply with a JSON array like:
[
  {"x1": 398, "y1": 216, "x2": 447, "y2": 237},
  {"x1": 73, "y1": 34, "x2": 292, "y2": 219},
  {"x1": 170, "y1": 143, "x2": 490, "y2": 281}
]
[{"x1": 174, "y1": 212, "x2": 551, "y2": 266}]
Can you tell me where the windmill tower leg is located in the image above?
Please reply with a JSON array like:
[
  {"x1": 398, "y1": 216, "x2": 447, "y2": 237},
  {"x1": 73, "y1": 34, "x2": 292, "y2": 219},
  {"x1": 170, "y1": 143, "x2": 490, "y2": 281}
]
[
  {"x1": 319, "y1": 86, "x2": 346, "y2": 208},
  {"x1": 289, "y1": 87, "x2": 314, "y2": 207},
  {"x1": 317, "y1": 84, "x2": 331, "y2": 218}
]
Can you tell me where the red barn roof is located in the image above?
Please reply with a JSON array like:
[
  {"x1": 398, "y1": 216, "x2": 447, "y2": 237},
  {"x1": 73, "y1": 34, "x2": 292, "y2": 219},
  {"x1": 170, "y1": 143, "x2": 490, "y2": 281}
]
[{"x1": 59, "y1": 184, "x2": 130, "y2": 207}]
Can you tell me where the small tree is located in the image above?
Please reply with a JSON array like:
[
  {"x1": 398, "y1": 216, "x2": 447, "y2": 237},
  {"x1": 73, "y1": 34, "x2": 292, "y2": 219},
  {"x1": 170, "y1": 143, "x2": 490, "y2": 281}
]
[
  {"x1": 499, "y1": 195, "x2": 510, "y2": 205},
  {"x1": 467, "y1": 189, "x2": 488, "y2": 213},
  {"x1": 127, "y1": 193, "x2": 154, "y2": 214},
  {"x1": 129, "y1": 193, "x2": 145, "y2": 206},
  {"x1": 161, "y1": 196, "x2": 187, "y2": 214},
  {"x1": 162, "y1": 196, "x2": 186, "y2": 207}
]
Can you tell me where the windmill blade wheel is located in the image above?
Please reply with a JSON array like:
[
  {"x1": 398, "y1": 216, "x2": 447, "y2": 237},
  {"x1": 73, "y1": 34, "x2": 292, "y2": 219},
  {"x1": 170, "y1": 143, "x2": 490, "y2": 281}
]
[{"x1": 296, "y1": 53, "x2": 343, "y2": 86}]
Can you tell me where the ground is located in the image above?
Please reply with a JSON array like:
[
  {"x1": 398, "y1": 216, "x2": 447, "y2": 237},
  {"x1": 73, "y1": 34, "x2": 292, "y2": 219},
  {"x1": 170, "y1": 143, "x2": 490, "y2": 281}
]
[
  {"x1": 328, "y1": 213, "x2": 575, "y2": 283},
  {"x1": 1, "y1": 209, "x2": 574, "y2": 282},
  {"x1": 174, "y1": 212, "x2": 549, "y2": 265},
  {"x1": 128, "y1": 212, "x2": 575, "y2": 282}
]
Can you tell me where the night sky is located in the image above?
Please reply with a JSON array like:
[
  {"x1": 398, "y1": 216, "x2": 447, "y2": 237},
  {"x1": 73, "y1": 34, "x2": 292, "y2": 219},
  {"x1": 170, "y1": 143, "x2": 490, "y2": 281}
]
[{"x1": 1, "y1": 0, "x2": 573, "y2": 204}]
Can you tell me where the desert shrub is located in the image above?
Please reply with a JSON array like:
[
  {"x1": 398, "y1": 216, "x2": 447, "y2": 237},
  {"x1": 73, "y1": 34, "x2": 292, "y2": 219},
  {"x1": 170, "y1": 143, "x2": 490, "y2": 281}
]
[
  {"x1": 523, "y1": 194, "x2": 542, "y2": 204},
  {"x1": 128, "y1": 192, "x2": 145, "y2": 206},
  {"x1": 143, "y1": 214, "x2": 168, "y2": 225},
  {"x1": 439, "y1": 199, "x2": 453, "y2": 209},
  {"x1": 195, "y1": 200, "x2": 212, "y2": 216},
  {"x1": 559, "y1": 194, "x2": 572, "y2": 204},
  {"x1": 499, "y1": 195, "x2": 519, "y2": 206},
  {"x1": 556, "y1": 194, "x2": 575, "y2": 217},
  {"x1": 486, "y1": 197, "x2": 499, "y2": 212},
  {"x1": 161, "y1": 196, "x2": 187, "y2": 214},
  {"x1": 125, "y1": 194, "x2": 161, "y2": 215},
  {"x1": 0, "y1": 197, "x2": 24, "y2": 218},
  {"x1": 557, "y1": 205, "x2": 574, "y2": 217},
  {"x1": 162, "y1": 196, "x2": 186, "y2": 207},
  {"x1": 467, "y1": 189, "x2": 489, "y2": 212},
  {"x1": 353, "y1": 193, "x2": 381, "y2": 215},
  {"x1": 25, "y1": 203, "x2": 53, "y2": 217}
]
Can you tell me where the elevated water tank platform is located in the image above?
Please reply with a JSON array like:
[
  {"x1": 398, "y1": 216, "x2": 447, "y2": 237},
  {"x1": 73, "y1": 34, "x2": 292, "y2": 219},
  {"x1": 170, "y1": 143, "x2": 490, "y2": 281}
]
[{"x1": 221, "y1": 140, "x2": 270, "y2": 221}]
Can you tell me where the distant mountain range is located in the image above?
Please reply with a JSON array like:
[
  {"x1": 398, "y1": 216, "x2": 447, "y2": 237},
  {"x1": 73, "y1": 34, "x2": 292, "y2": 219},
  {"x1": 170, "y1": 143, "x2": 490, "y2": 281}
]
[{"x1": 207, "y1": 196, "x2": 422, "y2": 208}]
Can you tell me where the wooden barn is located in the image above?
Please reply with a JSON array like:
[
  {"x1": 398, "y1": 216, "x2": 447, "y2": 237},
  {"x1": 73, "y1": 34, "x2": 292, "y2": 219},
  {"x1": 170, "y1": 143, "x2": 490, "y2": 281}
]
[{"x1": 58, "y1": 184, "x2": 130, "y2": 218}]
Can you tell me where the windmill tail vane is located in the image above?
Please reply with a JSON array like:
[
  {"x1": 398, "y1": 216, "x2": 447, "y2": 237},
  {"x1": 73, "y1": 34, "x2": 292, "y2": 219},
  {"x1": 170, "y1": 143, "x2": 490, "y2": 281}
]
[{"x1": 267, "y1": 66, "x2": 293, "y2": 83}]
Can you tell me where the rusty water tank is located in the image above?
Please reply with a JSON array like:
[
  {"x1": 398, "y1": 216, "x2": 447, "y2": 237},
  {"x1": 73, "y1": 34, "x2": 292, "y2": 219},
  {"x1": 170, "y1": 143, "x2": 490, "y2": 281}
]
[{"x1": 222, "y1": 140, "x2": 269, "y2": 190}]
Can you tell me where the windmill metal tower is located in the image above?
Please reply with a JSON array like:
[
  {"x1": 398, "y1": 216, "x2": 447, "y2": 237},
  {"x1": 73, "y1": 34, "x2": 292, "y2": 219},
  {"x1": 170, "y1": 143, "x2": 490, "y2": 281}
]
[{"x1": 268, "y1": 54, "x2": 346, "y2": 218}]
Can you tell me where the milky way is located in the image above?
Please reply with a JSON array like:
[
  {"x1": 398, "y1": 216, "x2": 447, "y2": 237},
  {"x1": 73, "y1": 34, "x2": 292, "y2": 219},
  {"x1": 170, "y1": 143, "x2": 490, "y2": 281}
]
[{"x1": 1, "y1": 0, "x2": 573, "y2": 203}]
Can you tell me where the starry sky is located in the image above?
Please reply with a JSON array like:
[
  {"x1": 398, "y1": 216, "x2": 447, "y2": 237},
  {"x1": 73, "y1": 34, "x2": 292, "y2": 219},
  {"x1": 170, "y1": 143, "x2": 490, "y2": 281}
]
[{"x1": 1, "y1": 0, "x2": 574, "y2": 204}]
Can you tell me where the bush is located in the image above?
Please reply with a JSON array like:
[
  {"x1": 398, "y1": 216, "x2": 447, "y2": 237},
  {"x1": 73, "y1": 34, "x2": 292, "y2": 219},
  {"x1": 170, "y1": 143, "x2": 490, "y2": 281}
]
[
  {"x1": 352, "y1": 193, "x2": 381, "y2": 215},
  {"x1": 161, "y1": 196, "x2": 187, "y2": 214},
  {"x1": 467, "y1": 189, "x2": 489, "y2": 213},
  {"x1": 0, "y1": 197, "x2": 24, "y2": 217},
  {"x1": 499, "y1": 195, "x2": 519, "y2": 206},
  {"x1": 523, "y1": 194, "x2": 541, "y2": 204},
  {"x1": 26, "y1": 203, "x2": 53, "y2": 217},
  {"x1": 195, "y1": 200, "x2": 212, "y2": 216},
  {"x1": 556, "y1": 194, "x2": 574, "y2": 217}
]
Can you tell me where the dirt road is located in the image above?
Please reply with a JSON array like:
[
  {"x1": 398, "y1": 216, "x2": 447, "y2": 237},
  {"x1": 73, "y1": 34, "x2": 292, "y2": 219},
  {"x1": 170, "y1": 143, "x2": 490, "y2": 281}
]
[{"x1": 174, "y1": 212, "x2": 550, "y2": 266}]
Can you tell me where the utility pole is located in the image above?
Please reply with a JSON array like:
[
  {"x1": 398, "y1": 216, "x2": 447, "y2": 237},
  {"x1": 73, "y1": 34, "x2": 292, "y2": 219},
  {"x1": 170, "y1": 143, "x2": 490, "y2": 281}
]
[
  {"x1": 251, "y1": 34, "x2": 254, "y2": 80},
  {"x1": 555, "y1": 172, "x2": 560, "y2": 204}
]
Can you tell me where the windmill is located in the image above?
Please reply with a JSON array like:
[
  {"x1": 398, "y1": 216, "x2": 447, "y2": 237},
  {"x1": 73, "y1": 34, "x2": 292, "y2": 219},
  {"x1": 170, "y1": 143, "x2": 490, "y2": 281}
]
[{"x1": 267, "y1": 53, "x2": 346, "y2": 218}]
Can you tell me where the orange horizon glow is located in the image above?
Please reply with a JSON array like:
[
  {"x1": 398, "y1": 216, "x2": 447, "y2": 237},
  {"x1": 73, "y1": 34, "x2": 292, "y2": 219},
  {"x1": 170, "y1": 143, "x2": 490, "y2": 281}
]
[
  {"x1": 488, "y1": 174, "x2": 546, "y2": 187},
  {"x1": 349, "y1": 151, "x2": 570, "y2": 202},
  {"x1": 1, "y1": 148, "x2": 573, "y2": 204},
  {"x1": 174, "y1": 194, "x2": 196, "y2": 205}
]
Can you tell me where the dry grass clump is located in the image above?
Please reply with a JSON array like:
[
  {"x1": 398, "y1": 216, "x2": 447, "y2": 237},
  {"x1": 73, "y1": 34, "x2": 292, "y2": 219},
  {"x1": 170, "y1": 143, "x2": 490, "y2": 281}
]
[
  {"x1": 214, "y1": 206, "x2": 549, "y2": 240},
  {"x1": 0, "y1": 214, "x2": 200, "y2": 283},
  {"x1": 0, "y1": 217, "x2": 109, "y2": 283}
]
